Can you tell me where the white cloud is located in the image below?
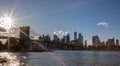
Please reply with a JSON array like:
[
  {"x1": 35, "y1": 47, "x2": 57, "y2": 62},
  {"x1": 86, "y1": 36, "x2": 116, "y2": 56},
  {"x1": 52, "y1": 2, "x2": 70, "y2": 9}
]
[
  {"x1": 97, "y1": 22, "x2": 109, "y2": 27},
  {"x1": 54, "y1": 31, "x2": 69, "y2": 39}
]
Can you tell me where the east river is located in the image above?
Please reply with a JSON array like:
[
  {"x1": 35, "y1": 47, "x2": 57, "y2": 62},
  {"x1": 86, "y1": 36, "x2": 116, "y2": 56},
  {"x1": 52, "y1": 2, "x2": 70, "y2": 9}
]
[{"x1": 0, "y1": 51, "x2": 120, "y2": 66}]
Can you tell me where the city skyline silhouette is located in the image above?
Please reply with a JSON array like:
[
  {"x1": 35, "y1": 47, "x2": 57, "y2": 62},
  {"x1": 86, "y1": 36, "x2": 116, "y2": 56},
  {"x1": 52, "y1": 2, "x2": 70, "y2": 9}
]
[
  {"x1": 0, "y1": 0, "x2": 120, "y2": 45},
  {"x1": 0, "y1": 0, "x2": 120, "y2": 66}
]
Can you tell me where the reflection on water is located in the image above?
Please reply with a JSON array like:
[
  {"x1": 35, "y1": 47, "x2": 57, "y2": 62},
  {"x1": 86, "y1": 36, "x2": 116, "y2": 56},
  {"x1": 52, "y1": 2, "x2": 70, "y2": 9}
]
[
  {"x1": 0, "y1": 51, "x2": 120, "y2": 66},
  {"x1": 18, "y1": 51, "x2": 120, "y2": 66},
  {"x1": 0, "y1": 52, "x2": 20, "y2": 66},
  {"x1": 17, "y1": 52, "x2": 29, "y2": 66}
]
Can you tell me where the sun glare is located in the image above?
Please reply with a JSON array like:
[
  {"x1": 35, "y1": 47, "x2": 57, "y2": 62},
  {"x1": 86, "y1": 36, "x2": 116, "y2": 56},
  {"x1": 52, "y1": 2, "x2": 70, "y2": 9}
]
[{"x1": 0, "y1": 13, "x2": 15, "y2": 30}]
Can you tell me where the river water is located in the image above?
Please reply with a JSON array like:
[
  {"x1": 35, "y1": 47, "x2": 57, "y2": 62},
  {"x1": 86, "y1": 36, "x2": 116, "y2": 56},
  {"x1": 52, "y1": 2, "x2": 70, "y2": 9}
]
[{"x1": 0, "y1": 51, "x2": 120, "y2": 66}]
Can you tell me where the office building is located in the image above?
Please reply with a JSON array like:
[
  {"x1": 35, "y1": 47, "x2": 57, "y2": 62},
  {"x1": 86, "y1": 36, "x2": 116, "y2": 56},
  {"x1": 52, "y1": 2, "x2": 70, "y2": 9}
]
[
  {"x1": 116, "y1": 39, "x2": 119, "y2": 46},
  {"x1": 78, "y1": 33, "x2": 83, "y2": 46},
  {"x1": 74, "y1": 31, "x2": 77, "y2": 40},
  {"x1": 92, "y1": 35, "x2": 100, "y2": 47},
  {"x1": 85, "y1": 40, "x2": 87, "y2": 48}
]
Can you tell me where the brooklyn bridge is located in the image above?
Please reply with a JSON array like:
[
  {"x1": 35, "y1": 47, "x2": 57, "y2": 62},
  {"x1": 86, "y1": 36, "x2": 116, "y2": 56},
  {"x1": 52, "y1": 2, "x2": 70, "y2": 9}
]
[{"x1": 0, "y1": 26, "x2": 85, "y2": 52}]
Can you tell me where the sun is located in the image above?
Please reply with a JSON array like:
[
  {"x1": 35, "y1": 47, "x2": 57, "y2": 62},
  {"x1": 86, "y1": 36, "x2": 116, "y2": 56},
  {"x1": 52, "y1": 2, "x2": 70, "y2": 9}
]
[{"x1": 0, "y1": 13, "x2": 15, "y2": 30}]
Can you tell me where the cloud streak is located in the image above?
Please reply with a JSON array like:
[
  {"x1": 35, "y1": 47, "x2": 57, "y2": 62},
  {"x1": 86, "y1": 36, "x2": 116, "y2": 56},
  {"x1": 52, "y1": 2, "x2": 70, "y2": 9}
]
[{"x1": 97, "y1": 22, "x2": 109, "y2": 27}]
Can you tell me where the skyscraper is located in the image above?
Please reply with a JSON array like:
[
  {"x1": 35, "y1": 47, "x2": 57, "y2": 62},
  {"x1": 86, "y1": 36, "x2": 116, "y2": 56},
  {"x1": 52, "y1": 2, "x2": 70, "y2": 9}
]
[
  {"x1": 116, "y1": 39, "x2": 119, "y2": 46},
  {"x1": 53, "y1": 35, "x2": 60, "y2": 42},
  {"x1": 106, "y1": 38, "x2": 116, "y2": 50},
  {"x1": 92, "y1": 35, "x2": 100, "y2": 47},
  {"x1": 85, "y1": 40, "x2": 87, "y2": 48},
  {"x1": 64, "y1": 33, "x2": 70, "y2": 44},
  {"x1": 74, "y1": 31, "x2": 77, "y2": 40},
  {"x1": 53, "y1": 35, "x2": 60, "y2": 49},
  {"x1": 107, "y1": 38, "x2": 115, "y2": 45},
  {"x1": 78, "y1": 33, "x2": 83, "y2": 46}
]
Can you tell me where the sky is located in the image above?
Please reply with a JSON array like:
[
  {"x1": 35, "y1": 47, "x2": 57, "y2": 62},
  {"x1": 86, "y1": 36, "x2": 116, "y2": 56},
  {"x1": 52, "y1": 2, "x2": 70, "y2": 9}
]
[{"x1": 0, "y1": 0, "x2": 120, "y2": 44}]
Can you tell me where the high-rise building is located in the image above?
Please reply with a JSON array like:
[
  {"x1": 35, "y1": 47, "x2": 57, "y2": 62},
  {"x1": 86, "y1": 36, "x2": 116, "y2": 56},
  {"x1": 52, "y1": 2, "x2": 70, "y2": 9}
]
[
  {"x1": 53, "y1": 35, "x2": 60, "y2": 42},
  {"x1": 20, "y1": 26, "x2": 30, "y2": 50},
  {"x1": 107, "y1": 38, "x2": 115, "y2": 45},
  {"x1": 53, "y1": 35, "x2": 60, "y2": 49},
  {"x1": 74, "y1": 31, "x2": 77, "y2": 40},
  {"x1": 64, "y1": 33, "x2": 70, "y2": 44},
  {"x1": 85, "y1": 40, "x2": 87, "y2": 48},
  {"x1": 92, "y1": 35, "x2": 100, "y2": 47},
  {"x1": 106, "y1": 38, "x2": 116, "y2": 50},
  {"x1": 78, "y1": 33, "x2": 83, "y2": 46},
  {"x1": 44, "y1": 34, "x2": 51, "y2": 41},
  {"x1": 116, "y1": 39, "x2": 119, "y2": 46}
]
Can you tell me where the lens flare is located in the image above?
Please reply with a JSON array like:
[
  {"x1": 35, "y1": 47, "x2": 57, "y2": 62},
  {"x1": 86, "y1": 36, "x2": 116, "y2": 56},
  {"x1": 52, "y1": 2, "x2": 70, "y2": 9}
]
[{"x1": 0, "y1": 13, "x2": 15, "y2": 30}]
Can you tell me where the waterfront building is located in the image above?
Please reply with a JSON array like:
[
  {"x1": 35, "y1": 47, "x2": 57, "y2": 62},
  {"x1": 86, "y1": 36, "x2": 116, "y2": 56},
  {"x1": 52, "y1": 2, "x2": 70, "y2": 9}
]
[
  {"x1": 53, "y1": 35, "x2": 60, "y2": 42},
  {"x1": 116, "y1": 39, "x2": 119, "y2": 46},
  {"x1": 39, "y1": 35, "x2": 45, "y2": 47},
  {"x1": 52, "y1": 35, "x2": 60, "y2": 49},
  {"x1": 107, "y1": 38, "x2": 115, "y2": 45},
  {"x1": 106, "y1": 38, "x2": 116, "y2": 50},
  {"x1": 72, "y1": 32, "x2": 84, "y2": 46},
  {"x1": 78, "y1": 33, "x2": 83, "y2": 46},
  {"x1": 39, "y1": 34, "x2": 51, "y2": 48},
  {"x1": 61, "y1": 33, "x2": 70, "y2": 44},
  {"x1": 66, "y1": 34, "x2": 70, "y2": 44},
  {"x1": 74, "y1": 31, "x2": 77, "y2": 40},
  {"x1": 92, "y1": 35, "x2": 100, "y2": 47},
  {"x1": 85, "y1": 40, "x2": 87, "y2": 48}
]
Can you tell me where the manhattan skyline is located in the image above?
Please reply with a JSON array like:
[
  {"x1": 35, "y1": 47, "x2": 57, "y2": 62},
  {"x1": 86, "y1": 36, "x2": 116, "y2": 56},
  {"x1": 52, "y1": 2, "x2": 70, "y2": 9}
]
[{"x1": 0, "y1": 0, "x2": 120, "y2": 45}]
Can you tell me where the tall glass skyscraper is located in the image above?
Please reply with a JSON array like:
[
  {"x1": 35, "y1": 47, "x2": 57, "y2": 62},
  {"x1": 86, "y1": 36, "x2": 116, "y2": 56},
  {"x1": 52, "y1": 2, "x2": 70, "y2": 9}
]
[{"x1": 74, "y1": 31, "x2": 77, "y2": 40}]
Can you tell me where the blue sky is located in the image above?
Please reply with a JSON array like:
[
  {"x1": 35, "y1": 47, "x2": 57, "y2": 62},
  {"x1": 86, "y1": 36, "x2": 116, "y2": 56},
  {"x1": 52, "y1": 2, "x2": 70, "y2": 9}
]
[{"x1": 0, "y1": 0, "x2": 120, "y2": 44}]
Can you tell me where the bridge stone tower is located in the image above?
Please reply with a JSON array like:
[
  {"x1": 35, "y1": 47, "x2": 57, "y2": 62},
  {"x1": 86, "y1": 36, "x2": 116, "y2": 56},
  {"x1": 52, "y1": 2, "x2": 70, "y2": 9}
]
[{"x1": 20, "y1": 26, "x2": 30, "y2": 50}]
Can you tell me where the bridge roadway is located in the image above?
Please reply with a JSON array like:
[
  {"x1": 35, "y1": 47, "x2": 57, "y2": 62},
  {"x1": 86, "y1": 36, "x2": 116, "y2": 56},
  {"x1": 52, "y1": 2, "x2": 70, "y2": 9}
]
[
  {"x1": 0, "y1": 36, "x2": 19, "y2": 39},
  {"x1": 0, "y1": 36, "x2": 82, "y2": 49}
]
